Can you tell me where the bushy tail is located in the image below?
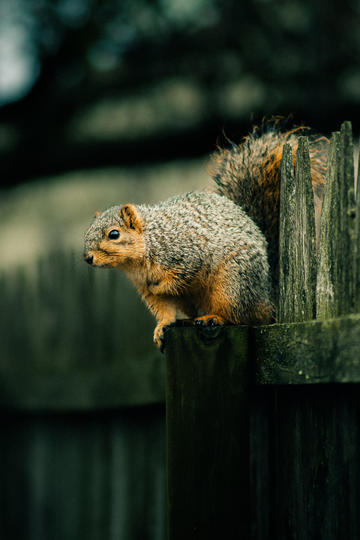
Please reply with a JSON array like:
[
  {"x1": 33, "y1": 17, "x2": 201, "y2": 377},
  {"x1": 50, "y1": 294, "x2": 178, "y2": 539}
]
[{"x1": 210, "y1": 121, "x2": 328, "y2": 292}]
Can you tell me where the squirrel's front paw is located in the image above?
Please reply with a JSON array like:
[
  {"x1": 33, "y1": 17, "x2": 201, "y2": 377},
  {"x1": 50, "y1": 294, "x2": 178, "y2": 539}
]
[
  {"x1": 153, "y1": 322, "x2": 175, "y2": 352},
  {"x1": 194, "y1": 314, "x2": 226, "y2": 326},
  {"x1": 153, "y1": 325, "x2": 164, "y2": 351}
]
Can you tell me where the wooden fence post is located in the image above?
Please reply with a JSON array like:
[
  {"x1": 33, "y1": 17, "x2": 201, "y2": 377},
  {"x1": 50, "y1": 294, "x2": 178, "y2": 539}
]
[
  {"x1": 165, "y1": 326, "x2": 250, "y2": 540},
  {"x1": 317, "y1": 122, "x2": 356, "y2": 318},
  {"x1": 278, "y1": 142, "x2": 296, "y2": 322},
  {"x1": 279, "y1": 137, "x2": 317, "y2": 323},
  {"x1": 316, "y1": 131, "x2": 341, "y2": 319},
  {"x1": 353, "y1": 128, "x2": 360, "y2": 311}
]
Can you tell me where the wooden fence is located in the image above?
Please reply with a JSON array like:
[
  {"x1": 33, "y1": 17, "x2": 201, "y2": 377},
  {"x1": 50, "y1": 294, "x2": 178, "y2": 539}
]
[
  {"x1": 0, "y1": 259, "x2": 167, "y2": 540},
  {"x1": 165, "y1": 121, "x2": 360, "y2": 539}
]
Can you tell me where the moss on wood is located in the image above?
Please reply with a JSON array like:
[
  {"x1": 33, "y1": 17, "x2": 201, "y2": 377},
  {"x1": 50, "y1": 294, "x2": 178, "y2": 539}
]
[{"x1": 254, "y1": 314, "x2": 360, "y2": 384}]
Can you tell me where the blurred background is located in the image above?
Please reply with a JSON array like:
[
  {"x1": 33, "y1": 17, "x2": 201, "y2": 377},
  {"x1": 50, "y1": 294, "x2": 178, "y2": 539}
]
[
  {"x1": 1, "y1": 0, "x2": 360, "y2": 264},
  {"x1": 0, "y1": 1, "x2": 359, "y2": 539}
]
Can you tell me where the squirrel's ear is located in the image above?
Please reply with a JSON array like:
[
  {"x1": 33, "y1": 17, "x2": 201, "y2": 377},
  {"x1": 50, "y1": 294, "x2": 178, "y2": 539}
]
[
  {"x1": 94, "y1": 211, "x2": 101, "y2": 218},
  {"x1": 119, "y1": 204, "x2": 143, "y2": 232}
]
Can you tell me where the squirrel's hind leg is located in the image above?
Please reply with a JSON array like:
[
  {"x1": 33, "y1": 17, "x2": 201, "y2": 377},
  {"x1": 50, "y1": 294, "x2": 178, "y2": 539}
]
[
  {"x1": 200, "y1": 253, "x2": 274, "y2": 326},
  {"x1": 192, "y1": 264, "x2": 237, "y2": 325},
  {"x1": 194, "y1": 261, "x2": 272, "y2": 326},
  {"x1": 175, "y1": 295, "x2": 228, "y2": 326}
]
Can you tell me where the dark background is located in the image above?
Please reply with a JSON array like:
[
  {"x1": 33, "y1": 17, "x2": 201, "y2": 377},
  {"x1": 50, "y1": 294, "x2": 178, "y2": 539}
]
[{"x1": 1, "y1": 0, "x2": 359, "y2": 187}]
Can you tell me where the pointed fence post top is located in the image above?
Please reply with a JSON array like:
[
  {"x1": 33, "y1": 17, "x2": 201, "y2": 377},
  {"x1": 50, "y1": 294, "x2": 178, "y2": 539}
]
[{"x1": 279, "y1": 136, "x2": 316, "y2": 323}]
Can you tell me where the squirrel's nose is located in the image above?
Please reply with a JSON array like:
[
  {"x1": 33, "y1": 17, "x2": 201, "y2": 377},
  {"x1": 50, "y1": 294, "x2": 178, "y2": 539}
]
[{"x1": 84, "y1": 254, "x2": 93, "y2": 265}]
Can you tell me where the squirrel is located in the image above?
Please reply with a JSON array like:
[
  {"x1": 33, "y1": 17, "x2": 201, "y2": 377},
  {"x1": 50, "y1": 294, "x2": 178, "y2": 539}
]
[{"x1": 83, "y1": 121, "x2": 328, "y2": 350}]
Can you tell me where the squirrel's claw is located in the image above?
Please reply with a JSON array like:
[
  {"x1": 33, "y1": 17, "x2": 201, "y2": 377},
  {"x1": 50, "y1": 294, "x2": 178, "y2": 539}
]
[
  {"x1": 153, "y1": 326, "x2": 164, "y2": 351},
  {"x1": 194, "y1": 314, "x2": 226, "y2": 327},
  {"x1": 153, "y1": 322, "x2": 176, "y2": 353}
]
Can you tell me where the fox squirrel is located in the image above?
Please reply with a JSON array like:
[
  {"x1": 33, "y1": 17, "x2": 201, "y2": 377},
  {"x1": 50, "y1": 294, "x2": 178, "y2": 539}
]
[{"x1": 83, "y1": 122, "x2": 328, "y2": 350}]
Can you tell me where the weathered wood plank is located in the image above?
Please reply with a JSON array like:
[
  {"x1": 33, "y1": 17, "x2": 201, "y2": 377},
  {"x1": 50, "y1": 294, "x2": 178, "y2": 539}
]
[
  {"x1": 279, "y1": 143, "x2": 296, "y2": 322},
  {"x1": 316, "y1": 131, "x2": 341, "y2": 319},
  {"x1": 0, "y1": 407, "x2": 166, "y2": 540},
  {"x1": 251, "y1": 385, "x2": 360, "y2": 540},
  {"x1": 317, "y1": 122, "x2": 356, "y2": 318},
  {"x1": 293, "y1": 137, "x2": 317, "y2": 321},
  {"x1": 279, "y1": 138, "x2": 316, "y2": 322},
  {"x1": 0, "y1": 251, "x2": 164, "y2": 411},
  {"x1": 165, "y1": 325, "x2": 250, "y2": 540},
  {"x1": 339, "y1": 121, "x2": 356, "y2": 313},
  {"x1": 354, "y1": 141, "x2": 360, "y2": 310},
  {"x1": 249, "y1": 386, "x2": 275, "y2": 540},
  {"x1": 254, "y1": 314, "x2": 360, "y2": 385}
]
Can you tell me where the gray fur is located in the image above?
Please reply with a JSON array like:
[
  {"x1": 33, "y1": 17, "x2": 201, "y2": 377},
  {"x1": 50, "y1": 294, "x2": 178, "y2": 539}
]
[
  {"x1": 84, "y1": 191, "x2": 272, "y2": 322},
  {"x1": 84, "y1": 206, "x2": 124, "y2": 251}
]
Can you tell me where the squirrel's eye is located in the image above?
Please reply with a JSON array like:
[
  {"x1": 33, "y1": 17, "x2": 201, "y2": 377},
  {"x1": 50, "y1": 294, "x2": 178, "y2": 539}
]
[{"x1": 108, "y1": 229, "x2": 120, "y2": 240}]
